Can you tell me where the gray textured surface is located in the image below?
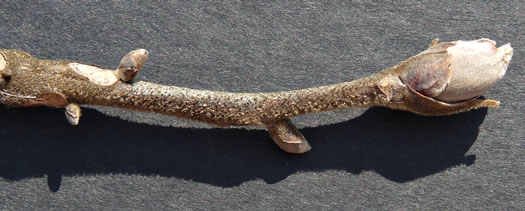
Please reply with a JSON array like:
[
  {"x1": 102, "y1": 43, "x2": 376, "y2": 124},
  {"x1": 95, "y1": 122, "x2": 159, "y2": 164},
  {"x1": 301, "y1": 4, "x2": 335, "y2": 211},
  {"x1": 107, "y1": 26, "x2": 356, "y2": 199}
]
[{"x1": 0, "y1": 1, "x2": 524, "y2": 209}]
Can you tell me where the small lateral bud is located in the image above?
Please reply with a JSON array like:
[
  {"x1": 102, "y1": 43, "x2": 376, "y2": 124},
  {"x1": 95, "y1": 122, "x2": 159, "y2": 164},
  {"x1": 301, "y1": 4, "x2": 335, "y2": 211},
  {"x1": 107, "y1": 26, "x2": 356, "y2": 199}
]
[
  {"x1": 116, "y1": 49, "x2": 149, "y2": 82},
  {"x1": 65, "y1": 103, "x2": 82, "y2": 125},
  {"x1": 267, "y1": 119, "x2": 311, "y2": 154}
]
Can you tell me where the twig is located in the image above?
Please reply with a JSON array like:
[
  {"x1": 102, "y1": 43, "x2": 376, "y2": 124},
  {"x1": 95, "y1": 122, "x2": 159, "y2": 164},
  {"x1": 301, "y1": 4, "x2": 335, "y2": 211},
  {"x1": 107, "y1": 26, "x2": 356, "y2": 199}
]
[{"x1": 0, "y1": 39, "x2": 513, "y2": 153}]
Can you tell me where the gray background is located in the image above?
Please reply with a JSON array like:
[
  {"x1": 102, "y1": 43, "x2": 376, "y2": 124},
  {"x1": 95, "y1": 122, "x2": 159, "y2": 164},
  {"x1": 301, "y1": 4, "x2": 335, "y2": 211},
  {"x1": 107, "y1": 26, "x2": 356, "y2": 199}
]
[{"x1": 1, "y1": 1, "x2": 524, "y2": 210}]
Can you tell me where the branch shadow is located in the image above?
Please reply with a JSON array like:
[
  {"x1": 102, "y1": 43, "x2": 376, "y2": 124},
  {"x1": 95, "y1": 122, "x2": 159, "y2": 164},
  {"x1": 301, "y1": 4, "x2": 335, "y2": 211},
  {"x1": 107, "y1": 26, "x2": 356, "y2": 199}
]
[{"x1": 0, "y1": 104, "x2": 486, "y2": 191}]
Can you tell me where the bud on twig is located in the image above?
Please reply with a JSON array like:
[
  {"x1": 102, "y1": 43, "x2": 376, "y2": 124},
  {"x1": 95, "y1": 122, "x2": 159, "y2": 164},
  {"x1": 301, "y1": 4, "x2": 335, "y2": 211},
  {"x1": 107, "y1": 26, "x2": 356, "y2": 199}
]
[
  {"x1": 116, "y1": 49, "x2": 149, "y2": 82},
  {"x1": 401, "y1": 39, "x2": 513, "y2": 103}
]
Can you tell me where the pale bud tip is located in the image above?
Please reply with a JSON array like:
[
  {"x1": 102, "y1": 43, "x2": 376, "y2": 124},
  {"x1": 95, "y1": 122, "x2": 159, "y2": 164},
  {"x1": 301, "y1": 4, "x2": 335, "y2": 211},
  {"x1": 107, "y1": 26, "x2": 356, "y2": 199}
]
[{"x1": 436, "y1": 39, "x2": 513, "y2": 102}]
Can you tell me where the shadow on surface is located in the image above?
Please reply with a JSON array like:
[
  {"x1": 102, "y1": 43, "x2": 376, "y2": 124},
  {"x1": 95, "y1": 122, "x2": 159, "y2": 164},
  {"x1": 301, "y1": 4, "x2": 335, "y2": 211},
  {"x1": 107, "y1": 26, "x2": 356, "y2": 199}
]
[{"x1": 0, "y1": 104, "x2": 486, "y2": 191}]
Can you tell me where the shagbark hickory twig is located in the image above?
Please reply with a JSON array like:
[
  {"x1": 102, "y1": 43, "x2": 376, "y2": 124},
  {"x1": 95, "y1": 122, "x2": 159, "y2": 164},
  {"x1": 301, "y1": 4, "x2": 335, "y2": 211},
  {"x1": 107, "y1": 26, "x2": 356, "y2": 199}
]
[{"x1": 0, "y1": 39, "x2": 513, "y2": 153}]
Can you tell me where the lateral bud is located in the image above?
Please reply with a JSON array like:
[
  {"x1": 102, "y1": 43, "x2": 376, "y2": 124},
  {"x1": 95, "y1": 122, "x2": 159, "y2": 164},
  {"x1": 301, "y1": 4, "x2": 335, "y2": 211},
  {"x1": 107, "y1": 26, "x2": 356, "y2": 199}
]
[
  {"x1": 65, "y1": 103, "x2": 82, "y2": 125},
  {"x1": 267, "y1": 119, "x2": 311, "y2": 154},
  {"x1": 116, "y1": 49, "x2": 149, "y2": 82}
]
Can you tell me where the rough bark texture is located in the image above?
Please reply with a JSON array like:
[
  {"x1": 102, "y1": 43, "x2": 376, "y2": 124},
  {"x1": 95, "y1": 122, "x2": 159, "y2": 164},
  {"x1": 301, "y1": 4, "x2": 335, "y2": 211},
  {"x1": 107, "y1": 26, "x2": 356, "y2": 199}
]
[{"x1": 0, "y1": 49, "x2": 402, "y2": 126}]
